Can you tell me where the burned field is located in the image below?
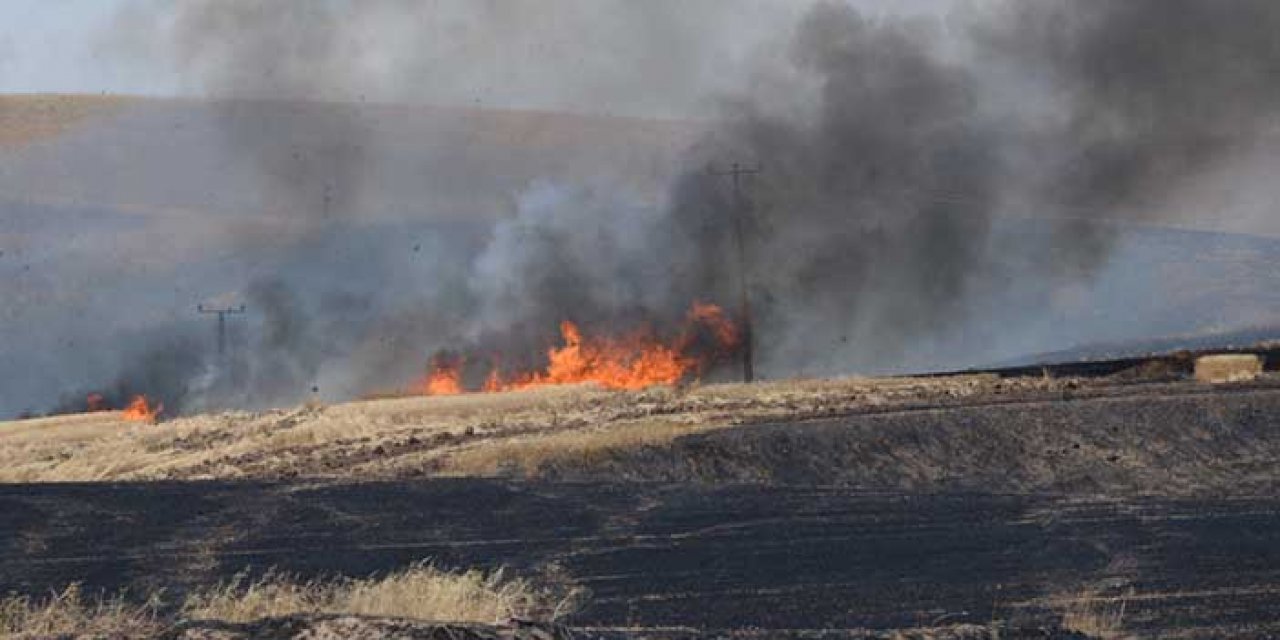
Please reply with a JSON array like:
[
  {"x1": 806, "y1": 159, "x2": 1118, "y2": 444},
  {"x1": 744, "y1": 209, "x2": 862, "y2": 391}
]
[
  {"x1": 4, "y1": 373, "x2": 1280, "y2": 638},
  {"x1": 7, "y1": 480, "x2": 1280, "y2": 638}
]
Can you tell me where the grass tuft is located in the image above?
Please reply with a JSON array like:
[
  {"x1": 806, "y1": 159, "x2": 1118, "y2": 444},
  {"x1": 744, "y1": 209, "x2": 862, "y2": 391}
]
[
  {"x1": 0, "y1": 583, "x2": 162, "y2": 638},
  {"x1": 0, "y1": 563, "x2": 574, "y2": 637},
  {"x1": 183, "y1": 563, "x2": 552, "y2": 624},
  {"x1": 1059, "y1": 589, "x2": 1131, "y2": 640}
]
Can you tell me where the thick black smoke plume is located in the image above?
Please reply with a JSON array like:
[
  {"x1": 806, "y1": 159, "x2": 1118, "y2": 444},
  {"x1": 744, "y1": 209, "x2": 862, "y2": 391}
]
[
  {"x1": 471, "y1": 0, "x2": 1280, "y2": 376},
  {"x1": 34, "y1": 0, "x2": 1280, "y2": 416},
  {"x1": 996, "y1": 0, "x2": 1280, "y2": 216}
]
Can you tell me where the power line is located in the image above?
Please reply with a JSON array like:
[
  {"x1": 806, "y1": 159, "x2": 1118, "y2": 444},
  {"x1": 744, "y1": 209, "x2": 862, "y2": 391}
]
[
  {"x1": 709, "y1": 162, "x2": 762, "y2": 384},
  {"x1": 197, "y1": 304, "x2": 247, "y2": 359}
]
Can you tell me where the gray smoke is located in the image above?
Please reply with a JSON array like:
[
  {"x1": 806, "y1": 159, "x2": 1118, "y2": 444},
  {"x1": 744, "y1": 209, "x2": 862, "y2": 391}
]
[
  {"x1": 168, "y1": 2, "x2": 371, "y2": 226},
  {"x1": 36, "y1": 0, "x2": 1280, "y2": 416},
  {"x1": 468, "y1": 0, "x2": 1280, "y2": 376},
  {"x1": 996, "y1": 0, "x2": 1280, "y2": 214}
]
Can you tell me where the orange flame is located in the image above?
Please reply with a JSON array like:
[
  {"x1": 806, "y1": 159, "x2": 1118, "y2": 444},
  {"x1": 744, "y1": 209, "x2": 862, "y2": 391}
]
[
  {"x1": 684, "y1": 301, "x2": 741, "y2": 352},
  {"x1": 417, "y1": 302, "x2": 741, "y2": 396},
  {"x1": 483, "y1": 367, "x2": 505, "y2": 393},
  {"x1": 498, "y1": 320, "x2": 695, "y2": 391},
  {"x1": 121, "y1": 395, "x2": 162, "y2": 423},
  {"x1": 419, "y1": 355, "x2": 464, "y2": 396}
]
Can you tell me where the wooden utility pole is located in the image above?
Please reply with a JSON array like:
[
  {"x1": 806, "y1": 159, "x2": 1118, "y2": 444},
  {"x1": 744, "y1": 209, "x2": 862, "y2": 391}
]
[
  {"x1": 709, "y1": 162, "x2": 762, "y2": 383},
  {"x1": 197, "y1": 304, "x2": 247, "y2": 358}
]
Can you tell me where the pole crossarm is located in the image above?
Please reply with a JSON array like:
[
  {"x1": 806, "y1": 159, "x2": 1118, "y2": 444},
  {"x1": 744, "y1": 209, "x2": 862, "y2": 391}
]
[{"x1": 197, "y1": 304, "x2": 247, "y2": 358}]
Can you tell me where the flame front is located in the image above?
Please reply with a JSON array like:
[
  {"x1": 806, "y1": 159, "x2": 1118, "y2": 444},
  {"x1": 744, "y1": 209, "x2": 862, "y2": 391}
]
[
  {"x1": 417, "y1": 302, "x2": 742, "y2": 396},
  {"x1": 121, "y1": 395, "x2": 162, "y2": 423},
  {"x1": 419, "y1": 354, "x2": 464, "y2": 396},
  {"x1": 500, "y1": 320, "x2": 693, "y2": 391}
]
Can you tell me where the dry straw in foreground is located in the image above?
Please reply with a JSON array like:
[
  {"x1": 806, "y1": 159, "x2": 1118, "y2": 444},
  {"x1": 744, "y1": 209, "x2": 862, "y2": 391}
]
[
  {"x1": 183, "y1": 563, "x2": 552, "y2": 624},
  {"x1": 0, "y1": 583, "x2": 162, "y2": 638},
  {"x1": 0, "y1": 563, "x2": 568, "y2": 638},
  {"x1": 1058, "y1": 589, "x2": 1132, "y2": 640}
]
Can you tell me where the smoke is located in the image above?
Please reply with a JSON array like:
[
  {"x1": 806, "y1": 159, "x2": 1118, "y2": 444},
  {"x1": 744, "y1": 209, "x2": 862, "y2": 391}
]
[
  {"x1": 25, "y1": 0, "x2": 1280, "y2": 417},
  {"x1": 466, "y1": 0, "x2": 1280, "y2": 376},
  {"x1": 49, "y1": 332, "x2": 205, "y2": 418},
  {"x1": 166, "y1": 2, "x2": 372, "y2": 226},
  {"x1": 674, "y1": 4, "x2": 1007, "y2": 371},
  {"x1": 995, "y1": 0, "x2": 1280, "y2": 212},
  {"x1": 469, "y1": 182, "x2": 678, "y2": 343}
]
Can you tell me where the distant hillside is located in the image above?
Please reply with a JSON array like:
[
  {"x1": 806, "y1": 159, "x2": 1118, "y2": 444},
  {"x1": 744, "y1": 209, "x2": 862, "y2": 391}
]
[
  {"x1": 0, "y1": 94, "x2": 131, "y2": 147},
  {"x1": 996, "y1": 325, "x2": 1280, "y2": 369},
  {"x1": 983, "y1": 224, "x2": 1280, "y2": 368},
  {"x1": 0, "y1": 94, "x2": 701, "y2": 223},
  {"x1": 5, "y1": 95, "x2": 1280, "y2": 414}
]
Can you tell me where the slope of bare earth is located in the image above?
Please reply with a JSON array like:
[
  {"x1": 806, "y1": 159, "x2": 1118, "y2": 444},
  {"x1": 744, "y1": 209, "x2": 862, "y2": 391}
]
[
  {"x1": 4, "y1": 373, "x2": 1280, "y2": 497},
  {"x1": 0, "y1": 94, "x2": 698, "y2": 224}
]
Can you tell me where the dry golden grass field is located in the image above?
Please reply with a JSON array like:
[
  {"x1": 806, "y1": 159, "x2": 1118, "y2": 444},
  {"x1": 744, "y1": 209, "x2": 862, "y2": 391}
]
[
  {"x1": 0, "y1": 374, "x2": 1061, "y2": 484},
  {"x1": 1, "y1": 563, "x2": 567, "y2": 639}
]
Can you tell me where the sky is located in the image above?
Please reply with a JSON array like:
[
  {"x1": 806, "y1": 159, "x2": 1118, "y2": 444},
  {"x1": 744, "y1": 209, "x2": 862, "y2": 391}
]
[
  {"x1": 0, "y1": 0, "x2": 963, "y2": 118},
  {"x1": 0, "y1": 0, "x2": 173, "y2": 96},
  {"x1": 0, "y1": 0, "x2": 790, "y2": 118}
]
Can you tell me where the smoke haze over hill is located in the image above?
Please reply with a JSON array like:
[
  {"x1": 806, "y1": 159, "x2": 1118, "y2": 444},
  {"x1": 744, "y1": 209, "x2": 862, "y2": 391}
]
[{"x1": 6, "y1": 1, "x2": 1280, "y2": 416}]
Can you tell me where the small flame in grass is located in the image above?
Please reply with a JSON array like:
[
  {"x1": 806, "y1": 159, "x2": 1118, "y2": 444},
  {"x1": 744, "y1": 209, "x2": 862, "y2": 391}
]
[
  {"x1": 419, "y1": 354, "x2": 464, "y2": 396},
  {"x1": 121, "y1": 395, "x2": 162, "y2": 423},
  {"x1": 483, "y1": 367, "x2": 505, "y2": 393}
]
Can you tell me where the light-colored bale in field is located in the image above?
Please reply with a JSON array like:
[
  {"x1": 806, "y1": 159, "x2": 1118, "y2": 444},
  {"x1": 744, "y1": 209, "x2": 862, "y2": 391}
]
[{"x1": 1194, "y1": 354, "x2": 1263, "y2": 384}]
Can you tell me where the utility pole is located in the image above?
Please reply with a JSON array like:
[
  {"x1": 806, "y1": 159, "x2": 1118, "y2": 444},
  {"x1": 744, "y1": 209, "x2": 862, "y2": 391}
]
[
  {"x1": 709, "y1": 162, "x2": 762, "y2": 383},
  {"x1": 197, "y1": 304, "x2": 247, "y2": 359}
]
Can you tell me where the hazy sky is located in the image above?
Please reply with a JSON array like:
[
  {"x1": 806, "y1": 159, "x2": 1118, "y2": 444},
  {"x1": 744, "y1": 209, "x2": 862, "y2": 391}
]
[
  {"x1": 0, "y1": 0, "x2": 169, "y2": 95},
  {"x1": 0, "y1": 0, "x2": 788, "y2": 117},
  {"x1": 0, "y1": 0, "x2": 965, "y2": 118}
]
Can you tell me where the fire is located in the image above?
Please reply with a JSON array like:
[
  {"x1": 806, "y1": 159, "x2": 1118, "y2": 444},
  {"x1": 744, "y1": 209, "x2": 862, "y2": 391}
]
[
  {"x1": 686, "y1": 301, "x2": 741, "y2": 350},
  {"x1": 418, "y1": 302, "x2": 742, "y2": 396},
  {"x1": 120, "y1": 395, "x2": 162, "y2": 423},
  {"x1": 498, "y1": 320, "x2": 694, "y2": 391},
  {"x1": 483, "y1": 367, "x2": 505, "y2": 393},
  {"x1": 419, "y1": 354, "x2": 464, "y2": 396}
]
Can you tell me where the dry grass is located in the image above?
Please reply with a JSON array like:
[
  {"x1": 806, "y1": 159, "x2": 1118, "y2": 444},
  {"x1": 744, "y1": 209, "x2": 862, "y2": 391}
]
[
  {"x1": 184, "y1": 563, "x2": 557, "y2": 625},
  {"x1": 1057, "y1": 590, "x2": 1132, "y2": 640},
  {"x1": 0, "y1": 563, "x2": 568, "y2": 638},
  {"x1": 0, "y1": 374, "x2": 1073, "y2": 483},
  {"x1": 442, "y1": 417, "x2": 720, "y2": 476},
  {"x1": 0, "y1": 584, "x2": 162, "y2": 638}
]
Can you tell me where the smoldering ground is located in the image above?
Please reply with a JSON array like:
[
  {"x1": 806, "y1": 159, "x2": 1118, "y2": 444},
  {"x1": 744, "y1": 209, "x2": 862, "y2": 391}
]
[{"x1": 15, "y1": 0, "x2": 1280, "y2": 416}]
